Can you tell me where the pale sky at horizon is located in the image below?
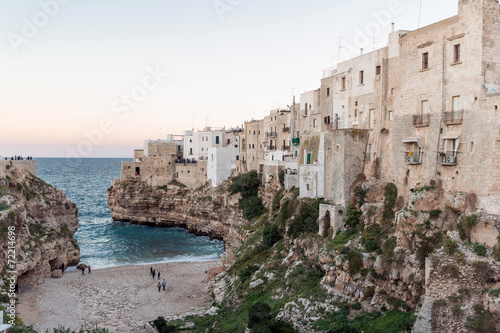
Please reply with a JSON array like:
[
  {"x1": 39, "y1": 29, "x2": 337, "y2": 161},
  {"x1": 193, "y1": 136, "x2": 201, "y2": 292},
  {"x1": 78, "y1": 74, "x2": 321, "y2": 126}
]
[{"x1": 1, "y1": 0, "x2": 459, "y2": 157}]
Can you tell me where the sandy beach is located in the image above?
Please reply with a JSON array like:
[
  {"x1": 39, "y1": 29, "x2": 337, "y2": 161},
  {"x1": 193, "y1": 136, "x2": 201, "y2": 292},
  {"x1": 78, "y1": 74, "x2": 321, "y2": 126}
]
[{"x1": 17, "y1": 261, "x2": 221, "y2": 332}]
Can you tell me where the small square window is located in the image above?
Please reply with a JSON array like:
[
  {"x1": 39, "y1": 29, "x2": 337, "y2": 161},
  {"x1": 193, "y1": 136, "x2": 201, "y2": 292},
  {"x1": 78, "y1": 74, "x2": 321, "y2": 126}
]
[
  {"x1": 376, "y1": 65, "x2": 381, "y2": 75},
  {"x1": 359, "y1": 70, "x2": 364, "y2": 85},
  {"x1": 327, "y1": 87, "x2": 330, "y2": 96}
]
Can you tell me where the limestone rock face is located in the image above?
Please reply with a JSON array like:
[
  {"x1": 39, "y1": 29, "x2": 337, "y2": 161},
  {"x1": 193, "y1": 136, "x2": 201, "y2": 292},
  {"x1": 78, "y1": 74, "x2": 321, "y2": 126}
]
[
  {"x1": 107, "y1": 178, "x2": 246, "y2": 249},
  {"x1": 0, "y1": 162, "x2": 80, "y2": 287}
]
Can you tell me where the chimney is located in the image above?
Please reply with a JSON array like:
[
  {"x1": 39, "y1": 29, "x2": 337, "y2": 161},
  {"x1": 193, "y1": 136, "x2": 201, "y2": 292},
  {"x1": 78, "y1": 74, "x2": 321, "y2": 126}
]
[
  {"x1": 391, "y1": 23, "x2": 395, "y2": 32},
  {"x1": 360, "y1": 48, "x2": 364, "y2": 55}
]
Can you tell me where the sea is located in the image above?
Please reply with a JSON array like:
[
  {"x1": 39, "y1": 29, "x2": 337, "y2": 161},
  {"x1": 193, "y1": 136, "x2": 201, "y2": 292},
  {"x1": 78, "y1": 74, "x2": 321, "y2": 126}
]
[{"x1": 35, "y1": 158, "x2": 225, "y2": 269}]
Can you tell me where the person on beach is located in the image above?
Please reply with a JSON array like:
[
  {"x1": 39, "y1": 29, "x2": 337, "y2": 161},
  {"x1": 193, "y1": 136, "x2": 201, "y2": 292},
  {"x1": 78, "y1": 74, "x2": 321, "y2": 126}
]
[
  {"x1": 162, "y1": 279, "x2": 166, "y2": 291},
  {"x1": 157, "y1": 282, "x2": 161, "y2": 292},
  {"x1": 60, "y1": 263, "x2": 65, "y2": 275},
  {"x1": 81, "y1": 267, "x2": 85, "y2": 275},
  {"x1": 152, "y1": 269, "x2": 156, "y2": 279},
  {"x1": 88, "y1": 266, "x2": 91, "y2": 274},
  {"x1": 150, "y1": 266, "x2": 153, "y2": 276},
  {"x1": 158, "y1": 271, "x2": 160, "y2": 280}
]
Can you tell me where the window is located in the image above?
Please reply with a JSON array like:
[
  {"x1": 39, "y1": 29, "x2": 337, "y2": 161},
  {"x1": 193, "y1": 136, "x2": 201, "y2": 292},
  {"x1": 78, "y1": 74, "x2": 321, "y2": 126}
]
[
  {"x1": 452, "y1": 96, "x2": 461, "y2": 112},
  {"x1": 216, "y1": 136, "x2": 220, "y2": 144},
  {"x1": 306, "y1": 184, "x2": 310, "y2": 191},
  {"x1": 389, "y1": 110, "x2": 393, "y2": 121},
  {"x1": 252, "y1": 144, "x2": 255, "y2": 149},
  {"x1": 454, "y1": 44, "x2": 461, "y2": 63},
  {"x1": 202, "y1": 137, "x2": 205, "y2": 142},
  {"x1": 359, "y1": 70, "x2": 364, "y2": 85},
  {"x1": 249, "y1": 144, "x2": 251, "y2": 149},
  {"x1": 421, "y1": 100, "x2": 429, "y2": 115},
  {"x1": 189, "y1": 139, "x2": 192, "y2": 143},
  {"x1": 341, "y1": 77, "x2": 346, "y2": 90},
  {"x1": 236, "y1": 155, "x2": 240, "y2": 160},
  {"x1": 355, "y1": 109, "x2": 358, "y2": 117},
  {"x1": 305, "y1": 103, "x2": 308, "y2": 115},
  {"x1": 313, "y1": 119, "x2": 317, "y2": 127},
  {"x1": 227, "y1": 139, "x2": 230, "y2": 145},
  {"x1": 327, "y1": 87, "x2": 330, "y2": 96},
  {"x1": 189, "y1": 148, "x2": 193, "y2": 155},
  {"x1": 376, "y1": 65, "x2": 381, "y2": 75},
  {"x1": 422, "y1": 52, "x2": 429, "y2": 70},
  {"x1": 253, "y1": 131, "x2": 256, "y2": 135}
]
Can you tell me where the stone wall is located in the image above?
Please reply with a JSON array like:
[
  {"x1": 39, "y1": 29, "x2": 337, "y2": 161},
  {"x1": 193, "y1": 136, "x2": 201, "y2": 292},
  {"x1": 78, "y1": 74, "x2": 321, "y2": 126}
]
[{"x1": 0, "y1": 160, "x2": 36, "y2": 178}]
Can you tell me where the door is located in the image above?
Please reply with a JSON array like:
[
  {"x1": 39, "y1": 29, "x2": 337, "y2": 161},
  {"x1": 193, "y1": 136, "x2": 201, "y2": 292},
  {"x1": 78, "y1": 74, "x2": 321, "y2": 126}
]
[{"x1": 369, "y1": 109, "x2": 375, "y2": 130}]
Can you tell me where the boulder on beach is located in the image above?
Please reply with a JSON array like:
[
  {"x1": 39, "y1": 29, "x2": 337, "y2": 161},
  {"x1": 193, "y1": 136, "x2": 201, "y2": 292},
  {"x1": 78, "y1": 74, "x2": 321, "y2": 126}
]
[
  {"x1": 51, "y1": 270, "x2": 63, "y2": 279},
  {"x1": 77, "y1": 263, "x2": 88, "y2": 270}
]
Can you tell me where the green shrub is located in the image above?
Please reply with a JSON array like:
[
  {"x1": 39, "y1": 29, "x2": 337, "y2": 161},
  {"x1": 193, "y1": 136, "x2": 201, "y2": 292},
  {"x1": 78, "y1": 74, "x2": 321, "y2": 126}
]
[
  {"x1": 326, "y1": 229, "x2": 357, "y2": 251},
  {"x1": 363, "y1": 224, "x2": 384, "y2": 252},
  {"x1": 382, "y1": 183, "x2": 398, "y2": 222},
  {"x1": 272, "y1": 188, "x2": 285, "y2": 212},
  {"x1": 239, "y1": 265, "x2": 259, "y2": 283},
  {"x1": 153, "y1": 316, "x2": 178, "y2": 333},
  {"x1": 442, "y1": 264, "x2": 459, "y2": 278},
  {"x1": 466, "y1": 304, "x2": 497, "y2": 333},
  {"x1": 230, "y1": 172, "x2": 266, "y2": 220},
  {"x1": 0, "y1": 202, "x2": 9, "y2": 211},
  {"x1": 443, "y1": 238, "x2": 458, "y2": 256},
  {"x1": 347, "y1": 249, "x2": 363, "y2": 275},
  {"x1": 240, "y1": 196, "x2": 267, "y2": 221},
  {"x1": 278, "y1": 170, "x2": 285, "y2": 187},
  {"x1": 387, "y1": 296, "x2": 409, "y2": 311},
  {"x1": 262, "y1": 224, "x2": 282, "y2": 249},
  {"x1": 344, "y1": 205, "x2": 362, "y2": 227},
  {"x1": 157, "y1": 185, "x2": 168, "y2": 192},
  {"x1": 456, "y1": 215, "x2": 478, "y2": 242},
  {"x1": 474, "y1": 244, "x2": 487, "y2": 256},
  {"x1": 287, "y1": 199, "x2": 323, "y2": 239},
  {"x1": 429, "y1": 209, "x2": 442, "y2": 219},
  {"x1": 473, "y1": 261, "x2": 494, "y2": 283},
  {"x1": 351, "y1": 302, "x2": 362, "y2": 310},
  {"x1": 168, "y1": 179, "x2": 186, "y2": 188},
  {"x1": 248, "y1": 302, "x2": 271, "y2": 329}
]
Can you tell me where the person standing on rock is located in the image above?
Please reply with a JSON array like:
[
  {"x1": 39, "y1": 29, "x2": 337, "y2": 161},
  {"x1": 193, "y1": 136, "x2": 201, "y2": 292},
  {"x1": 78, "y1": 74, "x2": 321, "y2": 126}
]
[
  {"x1": 157, "y1": 282, "x2": 161, "y2": 292},
  {"x1": 162, "y1": 279, "x2": 166, "y2": 291}
]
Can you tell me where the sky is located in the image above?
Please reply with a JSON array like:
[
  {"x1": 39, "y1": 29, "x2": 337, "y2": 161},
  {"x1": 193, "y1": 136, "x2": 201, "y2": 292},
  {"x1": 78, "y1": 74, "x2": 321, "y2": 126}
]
[{"x1": 0, "y1": 0, "x2": 459, "y2": 157}]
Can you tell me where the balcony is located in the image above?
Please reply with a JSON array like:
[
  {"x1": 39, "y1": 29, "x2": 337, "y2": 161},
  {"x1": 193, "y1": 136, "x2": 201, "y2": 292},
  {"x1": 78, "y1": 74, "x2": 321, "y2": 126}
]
[
  {"x1": 405, "y1": 151, "x2": 423, "y2": 165},
  {"x1": 292, "y1": 138, "x2": 300, "y2": 146},
  {"x1": 281, "y1": 145, "x2": 290, "y2": 151},
  {"x1": 282, "y1": 127, "x2": 290, "y2": 133},
  {"x1": 437, "y1": 151, "x2": 458, "y2": 166},
  {"x1": 268, "y1": 145, "x2": 277, "y2": 151},
  {"x1": 413, "y1": 114, "x2": 430, "y2": 127},
  {"x1": 443, "y1": 111, "x2": 463, "y2": 125},
  {"x1": 266, "y1": 132, "x2": 278, "y2": 138},
  {"x1": 175, "y1": 159, "x2": 197, "y2": 164}
]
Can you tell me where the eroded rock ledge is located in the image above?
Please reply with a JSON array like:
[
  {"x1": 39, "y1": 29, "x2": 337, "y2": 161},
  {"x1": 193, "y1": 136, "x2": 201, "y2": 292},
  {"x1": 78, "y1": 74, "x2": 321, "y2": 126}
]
[{"x1": 107, "y1": 178, "x2": 246, "y2": 250}]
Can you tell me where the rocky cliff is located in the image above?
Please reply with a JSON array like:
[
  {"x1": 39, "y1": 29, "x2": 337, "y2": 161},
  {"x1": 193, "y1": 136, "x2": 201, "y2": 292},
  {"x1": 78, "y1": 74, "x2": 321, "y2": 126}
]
[
  {"x1": 107, "y1": 178, "x2": 246, "y2": 250},
  {"x1": 0, "y1": 161, "x2": 80, "y2": 287}
]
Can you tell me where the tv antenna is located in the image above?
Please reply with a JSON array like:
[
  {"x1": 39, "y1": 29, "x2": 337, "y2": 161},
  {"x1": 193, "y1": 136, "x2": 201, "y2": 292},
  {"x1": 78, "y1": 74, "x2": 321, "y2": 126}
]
[
  {"x1": 418, "y1": 0, "x2": 423, "y2": 28},
  {"x1": 336, "y1": 36, "x2": 348, "y2": 65}
]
